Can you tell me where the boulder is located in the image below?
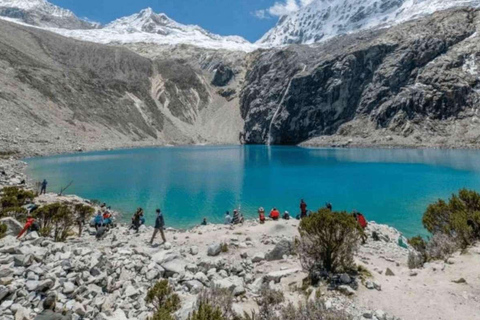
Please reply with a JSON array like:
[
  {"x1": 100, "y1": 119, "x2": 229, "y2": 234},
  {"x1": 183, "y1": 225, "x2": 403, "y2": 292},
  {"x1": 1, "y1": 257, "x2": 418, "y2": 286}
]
[
  {"x1": 264, "y1": 268, "x2": 301, "y2": 283},
  {"x1": 339, "y1": 273, "x2": 351, "y2": 284},
  {"x1": 207, "y1": 243, "x2": 222, "y2": 256},
  {"x1": 385, "y1": 268, "x2": 395, "y2": 276},
  {"x1": 162, "y1": 259, "x2": 188, "y2": 277},
  {"x1": 0, "y1": 218, "x2": 22, "y2": 237},
  {"x1": 63, "y1": 282, "x2": 75, "y2": 294},
  {"x1": 189, "y1": 246, "x2": 199, "y2": 256},
  {"x1": 337, "y1": 285, "x2": 355, "y2": 296},
  {"x1": 184, "y1": 280, "x2": 204, "y2": 294},
  {"x1": 0, "y1": 267, "x2": 14, "y2": 278},
  {"x1": 265, "y1": 240, "x2": 294, "y2": 261},
  {"x1": 0, "y1": 285, "x2": 8, "y2": 301},
  {"x1": 251, "y1": 253, "x2": 265, "y2": 263},
  {"x1": 212, "y1": 276, "x2": 245, "y2": 296}
]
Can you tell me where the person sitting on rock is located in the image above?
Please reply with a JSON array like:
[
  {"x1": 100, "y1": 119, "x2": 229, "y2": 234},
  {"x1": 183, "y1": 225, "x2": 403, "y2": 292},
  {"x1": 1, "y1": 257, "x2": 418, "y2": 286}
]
[
  {"x1": 201, "y1": 217, "x2": 208, "y2": 226},
  {"x1": 34, "y1": 294, "x2": 72, "y2": 320},
  {"x1": 102, "y1": 211, "x2": 113, "y2": 229},
  {"x1": 151, "y1": 209, "x2": 166, "y2": 245},
  {"x1": 258, "y1": 207, "x2": 265, "y2": 224},
  {"x1": 232, "y1": 209, "x2": 242, "y2": 224},
  {"x1": 17, "y1": 215, "x2": 39, "y2": 239},
  {"x1": 300, "y1": 199, "x2": 307, "y2": 218},
  {"x1": 269, "y1": 208, "x2": 280, "y2": 221},
  {"x1": 130, "y1": 208, "x2": 142, "y2": 232},
  {"x1": 94, "y1": 211, "x2": 104, "y2": 230},
  {"x1": 224, "y1": 211, "x2": 232, "y2": 224},
  {"x1": 282, "y1": 211, "x2": 290, "y2": 220}
]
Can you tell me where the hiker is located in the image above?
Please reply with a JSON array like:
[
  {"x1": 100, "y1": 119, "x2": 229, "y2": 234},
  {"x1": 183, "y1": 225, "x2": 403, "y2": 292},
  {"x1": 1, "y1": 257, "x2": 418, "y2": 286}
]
[
  {"x1": 232, "y1": 209, "x2": 243, "y2": 224},
  {"x1": 151, "y1": 209, "x2": 166, "y2": 245},
  {"x1": 102, "y1": 210, "x2": 113, "y2": 229},
  {"x1": 283, "y1": 211, "x2": 290, "y2": 220},
  {"x1": 300, "y1": 199, "x2": 307, "y2": 218},
  {"x1": 130, "y1": 208, "x2": 142, "y2": 232},
  {"x1": 224, "y1": 211, "x2": 232, "y2": 224},
  {"x1": 95, "y1": 226, "x2": 107, "y2": 240},
  {"x1": 326, "y1": 202, "x2": 333, "y2": 211},
  {"x1": 94, "y1": 211, "x2": 104, "y2": 230},
  {"x1": 353, "y1": 211, "x2": 368, "y2": 244},
  {"x1": 201, "y1": 217, "x2": 208, "y2": 226},
  {"x1": 40, "y1": 179, "x2": 48, "y2": 195},
  {"x1": 258, "y1": 207, "x2": 265, "y2": 224},
  {"x1": 17, "y1": 215, "x2": 39, "y2": 239},
  {"x1": 269, "y1": 208, "x2": 280, "y2": 221},
  {"x1": 34, "y1": 294, "x2": 72, "y2": 320}
]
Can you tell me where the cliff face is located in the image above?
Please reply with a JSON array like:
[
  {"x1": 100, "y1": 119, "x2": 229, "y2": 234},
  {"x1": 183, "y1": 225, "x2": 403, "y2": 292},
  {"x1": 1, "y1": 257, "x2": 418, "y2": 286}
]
[
  {"x1": 240, "y1": 9, "x2": 480, "y2": 146},
  {"x1": 2, "y1": 8, "x2": 480, "y2": 155}
]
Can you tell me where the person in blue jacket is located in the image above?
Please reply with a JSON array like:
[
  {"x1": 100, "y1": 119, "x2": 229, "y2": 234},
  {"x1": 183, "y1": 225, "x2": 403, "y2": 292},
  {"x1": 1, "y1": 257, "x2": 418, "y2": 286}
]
[
  {"x1": 94, "y1": 211, "x2": 103, "y2": 230},
  {"x1": 150, "y1": 209, "x2": 166, "y2": 245}
]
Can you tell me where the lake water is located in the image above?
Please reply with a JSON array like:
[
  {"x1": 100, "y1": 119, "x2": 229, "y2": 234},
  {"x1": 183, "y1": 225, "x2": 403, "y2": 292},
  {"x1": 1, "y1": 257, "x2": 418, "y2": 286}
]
[{"x1": 25, "y1": 146, "x2": 480, "y2": 237}]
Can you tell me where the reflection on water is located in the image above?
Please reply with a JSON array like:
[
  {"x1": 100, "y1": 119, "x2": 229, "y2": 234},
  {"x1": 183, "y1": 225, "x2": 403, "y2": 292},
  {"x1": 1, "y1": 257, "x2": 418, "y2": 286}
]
[{"x1": 25, "y1": 146, "x2": 480, "y2": 237}]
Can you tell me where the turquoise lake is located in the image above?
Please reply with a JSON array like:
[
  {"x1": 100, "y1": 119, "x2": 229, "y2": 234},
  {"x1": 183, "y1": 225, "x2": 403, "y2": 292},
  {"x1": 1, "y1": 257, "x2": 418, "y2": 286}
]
[{"x1": 25, "y1": 146, "x2": 480, "y2": 237}]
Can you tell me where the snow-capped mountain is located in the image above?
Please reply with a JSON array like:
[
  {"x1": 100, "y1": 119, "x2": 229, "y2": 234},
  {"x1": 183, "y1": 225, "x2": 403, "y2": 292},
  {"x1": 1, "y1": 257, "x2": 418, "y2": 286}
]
[
  {"x1": 258, "y1": 0, "x2": 480, "y2": 46},
  {"x1": 0, "y1": 0, "x2": 98, "y2": 29},
  {"x1": 49, "y1": 8, "x2": 254, "y2": 51}
]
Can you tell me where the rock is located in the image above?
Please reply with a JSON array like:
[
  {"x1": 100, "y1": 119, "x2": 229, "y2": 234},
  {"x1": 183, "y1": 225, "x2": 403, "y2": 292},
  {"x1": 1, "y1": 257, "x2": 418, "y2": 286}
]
[
  {"x1": 25, "y1": 280, "x2": 39, "y2": 291},
  {"x1": 194, "y1": 272, "x2": 209, "y2": 285},
  {"x1": 0, "y1": 267, "x2": 13, "y2": 278},
  {"x1": 374, "y1": 309, "x2": 387, "y2": 320},
  {"x1": 265, "y1": 240, "x2": 294, "y2": 261},
  {"x1": 339, "y1": 273, "x2": 351, "y2": 284},
  {"x1": 13, "y1": 255, "x2": 33, "y2": 267},
  {"x1": 212, "y1": 276, "x2": 245, "y2": 296},
  {"x1": 189, "y1": 246, "x2": 199, "y2": 256},
  {"x1": 36, "y1": 279, "x2": 54, "y2": 292},
  {"x1": 264, "y1": 268, "x2": 301, "y2": 283},
  {"x1": 74, "y1": 301, "x2": 86, "y2": 316},
  {"x1": 385, "y1": 268, "x2": 395, "y2": 276},
  {"x1": 207, "y1": 243, "x2": 222, "y2": 256},
  {"x1": 211, "y1": 64, "x2": 234, "y2": 87},
  {"x1": 0, "y1": 218, "x2": 22, "y2": 236},
  {"x1": 125, "y1": 285, "x2": 139, "y2": 297},
  {"x1": 146, "y1": 269, "x2": 159, "y2": 281},
  {"x1": 363, "y1": 311, "x2": 373, "y2": 319},
  {"x1": 184, "y1": 280, "x2": 204, "y2": 294},
  {"x1": 162, "y1": 259, "x2": 187, "y2": 277},
  {"x1": 452, "y1": 278, "x2": 467, "y2": 284},
  {"x1": 337, "y1": 285, "x2": 355, "y2": 296},
  {"x1": 138, "y1": 225, "x2": 147, "y2": 233},
  {"x1": 0, "y1": 285, "x2": 8, "y2": 301},
  {"x1": 251, "y1": 253, "x2": 265, "y2": 263},
  {"x1": 365, "y1": 280, "x2": 375, "y2": 289},
  {"x1": 163, "y1": 242, "x2": 172, "y2": 250},
  {"x1": 25, "y1": 232, "x2": 39, "y2": 241},
  {"x1": 63, "y1": 282, "x2": 75, "y2": 294}
]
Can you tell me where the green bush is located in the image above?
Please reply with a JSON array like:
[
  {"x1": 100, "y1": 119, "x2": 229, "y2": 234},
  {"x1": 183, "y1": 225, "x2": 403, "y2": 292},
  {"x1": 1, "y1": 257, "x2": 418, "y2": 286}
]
[
  {"x1": 0, "y1": 187, "x2": 35, "y2": 219},
  {"x1": 34, "y1": 203, "x2": 75, "y2": 242},
  {"x1": 298, "y1": 209, "x2": 363, "y2": 274},
  {"x1": 423, "y1": 189, "x2": 480, "y2": 248},
  {"x1": 188, "y1": 301, "x2": 225, "y2": 320},
  {"x1": 146, "y1": 280, "x2": 180, "y2": 319},
  {"x1": 189, "y1": 287, "x2": 238, "y2": 320}
]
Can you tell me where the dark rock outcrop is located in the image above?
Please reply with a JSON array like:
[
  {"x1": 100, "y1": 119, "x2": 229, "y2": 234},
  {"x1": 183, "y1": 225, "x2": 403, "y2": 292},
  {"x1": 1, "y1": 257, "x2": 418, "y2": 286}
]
[{"x1": 211, "y1": 64, "x2": 234, "y2": 87}]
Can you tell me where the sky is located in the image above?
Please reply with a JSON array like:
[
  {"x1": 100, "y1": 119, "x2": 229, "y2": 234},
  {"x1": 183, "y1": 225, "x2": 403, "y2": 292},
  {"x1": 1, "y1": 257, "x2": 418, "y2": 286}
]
[{"x1": 49, "y1": 0, "x2": 314, "y2": 42}]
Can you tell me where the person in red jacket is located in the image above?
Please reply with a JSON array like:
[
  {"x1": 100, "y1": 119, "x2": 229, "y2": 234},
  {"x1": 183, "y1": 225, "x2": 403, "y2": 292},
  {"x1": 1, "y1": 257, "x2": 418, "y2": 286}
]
[
  {"x1": 269, "y1": 208, "x2": 280, "y2": 221},
  {"x1": 300, "y1": 199, "x2": 307, "y2": 218},
  {"x1": 17, "y1": 216, "x2": 38, "y2": 239}
]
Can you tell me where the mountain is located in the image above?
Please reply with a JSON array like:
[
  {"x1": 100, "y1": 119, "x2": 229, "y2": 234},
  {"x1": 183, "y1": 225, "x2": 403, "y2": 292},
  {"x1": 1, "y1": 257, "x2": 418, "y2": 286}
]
[
  {"x1": 258, "y1": 0, "x2": 480, "y2": 46},
  {"x1": 0, "y1": 0, "x2": 98, "y2": 29}
]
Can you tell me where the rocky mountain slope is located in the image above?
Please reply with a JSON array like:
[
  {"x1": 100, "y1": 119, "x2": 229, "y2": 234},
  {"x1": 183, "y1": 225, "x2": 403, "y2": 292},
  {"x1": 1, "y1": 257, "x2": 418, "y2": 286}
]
[
  {"x1": 0, "y1": 0, "x2": 98, "y2": 29},
  {"x1": 0, "y1": 19, "x2": 245, "y2": 156},
  {"x1": 242, "y1": 8, "x2": 480, "y2": 147},
  {"x1": 258, "y1": 0, "x2": 480, "y2": 46}
]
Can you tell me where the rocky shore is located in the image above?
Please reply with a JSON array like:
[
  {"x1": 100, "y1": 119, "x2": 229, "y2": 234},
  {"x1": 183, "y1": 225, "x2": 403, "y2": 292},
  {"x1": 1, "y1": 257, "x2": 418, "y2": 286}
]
[{"x1": 2, "y1": 157, "x2": 480, "y2": 320}]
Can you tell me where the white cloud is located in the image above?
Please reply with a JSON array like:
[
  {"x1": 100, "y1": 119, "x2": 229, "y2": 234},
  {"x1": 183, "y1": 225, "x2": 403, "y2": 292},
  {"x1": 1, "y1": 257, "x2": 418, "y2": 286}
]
[
  {"x1": 267, "y1": 0, "x2": 299, "y2": 16},
  {"x1": 253, "y1": 0, "x2": 313, "y2": 19}
]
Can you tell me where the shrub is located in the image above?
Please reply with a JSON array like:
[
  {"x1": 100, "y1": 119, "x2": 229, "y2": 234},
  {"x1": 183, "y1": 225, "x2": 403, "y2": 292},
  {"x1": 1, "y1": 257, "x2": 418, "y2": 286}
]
[
  {"x1": 0, "y1": 187, "x2": 35, "y2": 219},
  {"x1": 34, "y1": 203, "x2": 75, "y2": 242},
  {"x1": 408, "y1": 236, "x2": 427, "y2": 253},
  {"x1": 0, "y1": 222, "x2": 7, "y2": 239},
  {"x1": 278, "y1": 297, "x2": 350, "y2": 320},
  {"x1": 425, "y1": 233, "x2": 458, "y2": 261},
  {"x1": 188, "y1": 301, "x2": 225, "y2": 320},
  {"x1": 407, "y1": 251, "x2": 425, "y2": 269},
  {"x1": 298, "y1": 209, "x2": 363, "y2": 274},
  {"x1": 146, "y1": 280, "x2": 181, "y2": 319},
  {"x1": 220, "y1": 243, "x2": 229, "y2": 253},
  {"x1": 423, "y1": 189, "x2": 480, "y2": 248},
  {"x1": 189, "y1": 287, "x2": 237, "y2": 320}
]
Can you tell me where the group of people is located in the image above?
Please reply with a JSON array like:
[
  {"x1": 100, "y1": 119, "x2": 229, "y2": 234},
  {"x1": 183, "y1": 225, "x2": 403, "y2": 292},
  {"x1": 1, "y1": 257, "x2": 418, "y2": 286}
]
[{"x1": 223, "y1": 209, "x2": 245, "y2": 225}]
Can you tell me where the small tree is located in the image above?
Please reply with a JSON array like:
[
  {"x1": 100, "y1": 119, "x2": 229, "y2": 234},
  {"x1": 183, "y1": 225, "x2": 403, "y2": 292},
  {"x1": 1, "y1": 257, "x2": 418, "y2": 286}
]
[
  {"x1": 0, "y1": 222, "x2": 7, "y2": 239},
  {"x1": 423, "y1": 189, "x2": 480, "y2": 248},
  {"x1": 74, "y1": 204, "x2": 95, "y2": 236},
  {"x1": 0, "y1": 187, "x2": 35, "y2": 220},
  {"x1": 146, "y1": 280, "x2": 181, "y2": 319},
  {"x1": 34, "y1": 203, "x2": 75, "y2": 242},
  {"x1": 298, "y1": 209, "x2": 363, "y2": 274}
]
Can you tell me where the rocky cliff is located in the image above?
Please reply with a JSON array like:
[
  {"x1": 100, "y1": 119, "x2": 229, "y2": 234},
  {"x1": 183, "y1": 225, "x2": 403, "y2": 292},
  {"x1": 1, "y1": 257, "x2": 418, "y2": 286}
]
[
  {"x1": 2, "y1": 8, "x2": 480, "y2": 154},
  {"x1": 241, "y1": 8, "x2": 480, "y2": 147}
]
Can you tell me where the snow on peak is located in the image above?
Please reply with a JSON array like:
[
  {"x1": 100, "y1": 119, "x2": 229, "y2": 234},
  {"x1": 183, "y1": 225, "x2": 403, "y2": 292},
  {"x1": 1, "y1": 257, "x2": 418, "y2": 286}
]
[
  {"x1": 0, "y1": 0, "x2": 98, "y2": 29},
  {"x1": 258, "y1": 0, "x2": 480, "y2": 46}
]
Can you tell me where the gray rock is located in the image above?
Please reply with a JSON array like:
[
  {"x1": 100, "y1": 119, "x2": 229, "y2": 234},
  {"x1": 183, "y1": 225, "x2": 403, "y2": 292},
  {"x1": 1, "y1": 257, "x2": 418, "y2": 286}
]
[
  {"x1": 339, "y1": 273, "x2": 351, "y2": 284},
  {"x1": 337, "y1": 285, "x2": 355, "y2": 296},
  {"x1": 0, "y1": 285, "x2": 8, "y2": 301},
  {"x1": 184, "y1": 280, "x2": 204, "y2": 294},
  {"x1": 0, "y1": 218, "x2": 22, "y2": 237},
  {"x1": 251, "y1": 253, "x2": 265, "y2": 263},
  {"x1": 162, "y1": 259, "x2": 187, "y2": 277},
  {"x1": 385, "y1": 268, "x2": 395, "y2": 276},
  {"x1": 189, "y1": 246, "x2": 199, "y2": 256},
  {"x1": 207, "y1": 243, "x2": 222, "y2": 257},
  {"x1": 265, "y1": 240, "x2": 294, "y2": 261},
  {"x1": 0, "y1": 267, "x2": 13, "y2": 278},
  {"x1": 63, "y1": 282, "x2": 75, "y2": 294}
]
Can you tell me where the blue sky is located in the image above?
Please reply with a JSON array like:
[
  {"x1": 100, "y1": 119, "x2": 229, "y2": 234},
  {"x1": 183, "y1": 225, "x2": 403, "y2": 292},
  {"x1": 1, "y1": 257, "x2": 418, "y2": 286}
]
[{"x1": 49, "y1": 0, "x2": 312, "y2": 42}]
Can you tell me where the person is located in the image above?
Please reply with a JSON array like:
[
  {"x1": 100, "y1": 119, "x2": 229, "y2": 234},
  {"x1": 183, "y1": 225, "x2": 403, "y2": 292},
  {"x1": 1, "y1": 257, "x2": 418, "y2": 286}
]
[
  {"x1": 95, "y1": 226, "x2": 107, "y2": 240},
  {"x1": 102, "y1": 210, "x2": 112, "y2": 229},
  {"x1": 258, "y1": 207, "x2": 265, "y2": 224},
  {"x1": 34, "y1": 294, "x2": 72, "y2": 320},
  {"x1": 201, "y1": 217, "x2": 208, "y2": 226},
  {"x1": 130, "y1": 208, "x2": 142, "y2": 232},
  {"x1": 353, "y1": 211, "x2": 368, "y2": 244},
  {"x1": 224, "y1": 211, "x2": 232, "y2": 224},
  {"x1": 94, "y1": 211, "x2": 104, "y2": 230},
  {"x1": 300, "y1": 199, "x2": 307, "y2": 218},
  {"x1": 283, "y1": 211, "x2": 290, "y2": 220},
  {"x1": 17, "y1": 215, "x2": 39, "y2": 239},
  {"x1": 151, "y1": 209, "x2": 166, "y2": 245},
  {"x1": 269, "y1": 208, "x2": 280, "y2": 221},
  {"x1": 326, "y1": 202, "x2": 333, "y2": 211},
  {"x1": 40, "y1": 179, "x2": 48, "y2": 195},
  {"x1": 232, "y1": 209, "x2": 242, "y2": 225}
]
